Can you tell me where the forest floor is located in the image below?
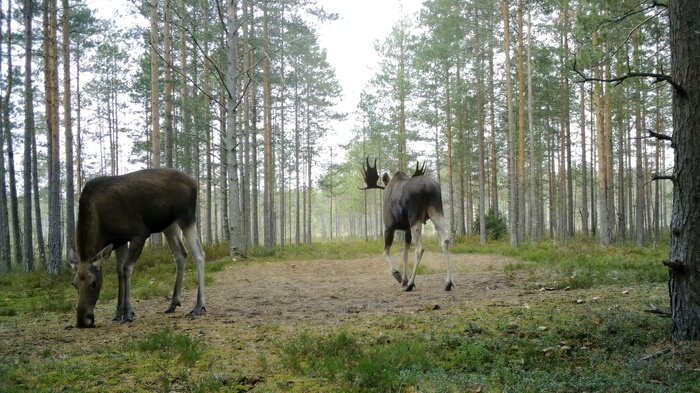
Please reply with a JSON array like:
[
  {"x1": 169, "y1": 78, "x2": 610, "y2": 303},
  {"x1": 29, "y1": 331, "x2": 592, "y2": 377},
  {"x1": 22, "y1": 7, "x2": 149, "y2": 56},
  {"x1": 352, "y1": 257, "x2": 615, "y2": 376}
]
[
  {"x1": 1, "y1": 249, "x2": 697, "y2": 392},
  {"x1": 2, "y1": 252, "x2": 519, "y2": 353}
]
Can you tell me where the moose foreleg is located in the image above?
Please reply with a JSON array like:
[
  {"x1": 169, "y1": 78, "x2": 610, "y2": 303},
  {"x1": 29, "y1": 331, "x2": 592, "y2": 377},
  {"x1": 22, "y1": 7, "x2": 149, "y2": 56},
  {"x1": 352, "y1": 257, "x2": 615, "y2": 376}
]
[
  {"x1": 164, "y1": 224, "x2": 187, "y2": 313},
  {"x1": 183, "y1": 224, "x2": 206, "y2": 316},
  {"x1": 384, "y1": 228, "x2": 402, "y2": 284},
  {"x1": 113, "y1": 245, "x2": 128, "y2": 321},
  {"x1": 119, "y1": 237, "x2": 147, "y2": 323}
]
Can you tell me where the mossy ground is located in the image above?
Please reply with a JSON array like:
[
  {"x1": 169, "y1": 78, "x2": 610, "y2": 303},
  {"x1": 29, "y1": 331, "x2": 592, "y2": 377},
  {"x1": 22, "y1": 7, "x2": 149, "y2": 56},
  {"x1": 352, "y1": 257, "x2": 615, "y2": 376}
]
[{"x1": 1, "y1": 238, "x2": 698, "y2": 392}]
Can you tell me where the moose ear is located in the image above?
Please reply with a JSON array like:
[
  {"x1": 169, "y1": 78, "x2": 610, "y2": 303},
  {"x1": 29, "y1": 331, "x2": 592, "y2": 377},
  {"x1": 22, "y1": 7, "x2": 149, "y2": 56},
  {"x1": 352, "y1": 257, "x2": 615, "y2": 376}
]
[
  {"x1": 92, "y1": 244, "x2": 114, "y2": 268},
  {"x1": 382, "y1": 173, "x2": 391, "y2": 186},
  {"x1": 67, "y1": 248, "x2": 79, "y2": 271}
]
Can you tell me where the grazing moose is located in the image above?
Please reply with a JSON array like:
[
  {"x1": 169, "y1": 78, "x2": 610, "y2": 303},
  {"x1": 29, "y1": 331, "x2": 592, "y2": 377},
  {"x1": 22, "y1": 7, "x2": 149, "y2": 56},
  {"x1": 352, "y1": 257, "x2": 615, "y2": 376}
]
[
  {"x1": 361, "y1": 158, "x2": 453, "y2": 291},
  {"x1": 68, "y1": 168, "x2": 206, "y2": 328}
]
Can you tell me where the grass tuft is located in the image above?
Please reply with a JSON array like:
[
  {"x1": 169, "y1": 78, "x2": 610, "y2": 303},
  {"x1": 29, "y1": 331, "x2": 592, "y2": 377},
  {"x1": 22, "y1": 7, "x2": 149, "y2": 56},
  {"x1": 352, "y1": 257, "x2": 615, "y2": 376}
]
[{"x1": 137, "y1": 327, "x2": 205, "y2": 367}]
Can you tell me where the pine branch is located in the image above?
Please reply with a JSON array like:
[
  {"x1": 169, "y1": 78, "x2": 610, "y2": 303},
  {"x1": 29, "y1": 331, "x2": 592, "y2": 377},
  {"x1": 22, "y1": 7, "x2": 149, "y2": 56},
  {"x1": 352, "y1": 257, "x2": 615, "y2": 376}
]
[{"x1": 647, "y1": 129, "x2": 672, "y2": 142}]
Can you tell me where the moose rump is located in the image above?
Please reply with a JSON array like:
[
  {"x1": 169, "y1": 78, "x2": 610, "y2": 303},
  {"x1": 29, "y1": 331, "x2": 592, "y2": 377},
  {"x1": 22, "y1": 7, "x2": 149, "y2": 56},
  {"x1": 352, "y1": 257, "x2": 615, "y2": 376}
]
[
  {"x1": 69, "y1": 168, "x2": 206, "y2": 328},
  {"x1": 361, "y1": 158, "x2": 453, "y2": 291}
]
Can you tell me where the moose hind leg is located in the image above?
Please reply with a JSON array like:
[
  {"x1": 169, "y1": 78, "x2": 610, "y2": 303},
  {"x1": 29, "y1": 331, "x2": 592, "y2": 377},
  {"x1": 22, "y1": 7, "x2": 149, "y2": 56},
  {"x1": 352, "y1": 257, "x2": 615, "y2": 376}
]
[
  {"x1": 182, "y1": 223, "x2": 206, "y2": 316},
  {"x1": 401, "y1": 230, "x2": 413, "y2": 287},
  {"x1": 384, "y1": 228, "x2": 402, "y2": 284},
  {"x1": 164, "y1": 224, "x2": 187, "y2": 313},
  {"x1": 431, "y1": 213, "x2": 453, "y2": 291},
  {"x1": 404, "y1": 224, "x2": 424, "y2": 292}
]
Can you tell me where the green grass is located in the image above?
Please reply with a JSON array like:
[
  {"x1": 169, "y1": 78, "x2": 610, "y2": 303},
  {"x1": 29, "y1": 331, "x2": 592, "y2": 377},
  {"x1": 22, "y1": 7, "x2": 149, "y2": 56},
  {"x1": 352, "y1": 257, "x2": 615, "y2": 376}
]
[
  {"x1": 137, "y1": 327, "x2": 205, "y2": 366},
  {"x1": 280, "y1": 300, "x2": 697, "y2": 392},
  {"x1": 2, "y1": 238, "x2": 698, "y2": 392},
  {"x1": 0, "y1": 244, "x2": 233, "y2": 318},
  {"x1": 248, "y1": 239, "x2": 383, "y2": 262},
  {"x1": 453, "y1": 236, "x2": 668, "y2": 289}
]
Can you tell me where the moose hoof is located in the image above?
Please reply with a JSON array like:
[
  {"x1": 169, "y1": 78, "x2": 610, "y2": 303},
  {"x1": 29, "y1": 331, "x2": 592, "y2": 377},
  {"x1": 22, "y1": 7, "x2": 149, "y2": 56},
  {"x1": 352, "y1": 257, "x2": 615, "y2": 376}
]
[
  {"x1": 401, "y1": 279, "x2": 409, "y2": 287},
  {"x1": 391, "y1": 270, "x2": 403, "y2": 284},
  {"x1": 119, "y1": 315, "x2": 134, "y2": 324},
  {"x1": 188, "y1": 306, "x2": 206, "y2": 317},
  {"x1": 404, "y1": 283, "x2": 415, "y2": 292},
  {"x1": 164, "y1": 301, "x2": 181, "y2": 314},
  {"x1": 445, "y1": 282, "x2": 454, "y2": 291}
]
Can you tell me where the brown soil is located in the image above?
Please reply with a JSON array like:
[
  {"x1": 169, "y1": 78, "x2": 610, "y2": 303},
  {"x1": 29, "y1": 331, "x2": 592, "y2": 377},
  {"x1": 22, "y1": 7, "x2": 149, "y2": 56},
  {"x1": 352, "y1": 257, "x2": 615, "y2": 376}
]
[{"x1": 1, "y1": 252, "x2": 526, "y2": 356}]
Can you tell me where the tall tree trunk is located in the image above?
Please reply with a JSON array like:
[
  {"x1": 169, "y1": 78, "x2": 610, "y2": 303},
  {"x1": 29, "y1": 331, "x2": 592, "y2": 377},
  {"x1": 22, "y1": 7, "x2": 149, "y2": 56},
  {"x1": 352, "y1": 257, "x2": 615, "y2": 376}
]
[
  {"x1": 503, "y1": 0, "x2": 517, "y2": 246},
  {"x1": 250, "y1": 0, "x2": 259, "y2": 246},
  {"x1": 445, "y1": 68, "x2": 454, "y2": 237},
  {"x1": 63, "y1": 0, "x2": 75, "y2": 257},
  {"x1": 44, "y1": 0, "x2": 62, "y2": 273},
  {"x1": 475, "y1": 7, "x2": 486, "y2": 244},
  {"x1": 526, "y1": 6, "x2": 537, "y2": 242},
  {"x1": 0, "y1": 2, "x2": 10, "y2": 270},
  {"x1": 562, "y1": 4, "x2": 574, "y2": 238},
  {"x1": 150, "y1": 0, "x2": 161, "y2": 169},
  {"x1": 294, "y1": 54, "x2": 301, "y2": 245},
  {"x1": 3, "y1": 0, "x2": 22, "y2": 266},
  {"x1": 23, "y1": 0, "x2": 35, "y2": 271},
  {"x1": 262, "y1": 0, "x2": 275, "y2": 249},
  {"x1": 667, "y1": 0, "x2": 700, "y2": 342},
  {"x1": 203, "y1": 0, "x2": 212, "y2": 244},
  {"x1": 633, "y1": 33, "x2": 645, "y2": 248},
  {"x1": 516, "y1": 0, "x2": 526, "y2": 242},
  {"x1": 163, "y1": 0, "x2": 174, "y2": 168},
  {"x1": 240, "y1": 0, "x2": 251, "y2": 252},
  {"x1": 226, "y1": 0, "x2": 243, "y2": 255},
  {"x1": 150, "y1": 0, "x2": 163, "y2": 248},
  {"x1": 397, "y1": 24, "x2": 407, "y2": 172},
  {"x1": 488, "y1": 34, "x2": 498, "y2": 214},
  {"x1": 579, "y1": 83, "x2": 589, "y2": 237}
]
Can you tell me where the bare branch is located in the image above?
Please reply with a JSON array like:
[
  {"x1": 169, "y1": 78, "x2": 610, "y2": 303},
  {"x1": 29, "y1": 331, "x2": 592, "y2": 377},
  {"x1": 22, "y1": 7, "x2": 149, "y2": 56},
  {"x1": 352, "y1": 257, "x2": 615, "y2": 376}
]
[
  {"x1": 652, "y1": 175, "x2": 675, "y2": 182},
  {"x1": 663, "y1": 259, "x2": 685, "y2": 272},
  {"x1": 647, "y1": 129, "x2": 672, "y2": 142},
  {"x1": 599, "y1": 1, "x2": 664, "y2": 28},
  {"x1": 573, "y1": 64, "x2": 687, "y2": 97}
]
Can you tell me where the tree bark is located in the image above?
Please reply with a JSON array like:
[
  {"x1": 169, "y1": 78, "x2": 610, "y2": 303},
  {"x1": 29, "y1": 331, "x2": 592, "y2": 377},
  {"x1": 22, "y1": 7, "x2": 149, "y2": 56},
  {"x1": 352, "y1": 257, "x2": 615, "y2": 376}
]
[
  {"x1": 44, "y1": 0, "x2": 62, "y2": 273},
  {"x1": 3, "y1": 0, "x2": 22, "y2": 267},
  {"x1": 579, "y1": 83, "x2": 589, "y2": 237},
  {"x1": 516, "y1": 0, "x2": 526, "y2": 243},
  {"x1": 150, "y1": 0, "x2": 161, "y2": 169},
  {"x1": 0, "y1": 2, "x2": 10, "y2": 270},
  {"x1": 667, "y1": 0, "x2": 700, "y2": 342},
  {"x1": 503, "y1": 0, "x2": 517, "y2": 246},
  {"x1": 226, "y1": 0, "x2": 243, "y2": 255},
  {"x1": 163, "y1": 0, "x2": 174, "y2": 168},
  {"x1": 23, "y1": 0, "x2": 35, "y2": 271},
  {"x1": 63, "y1": 0, "x2": 76, "y2": 258},
  {"x1": 473, "y1": 6, "x2": 485, "y2": 244},
  {"x1": 262, "y1": 0, "x2": 275, "y2": 249}
]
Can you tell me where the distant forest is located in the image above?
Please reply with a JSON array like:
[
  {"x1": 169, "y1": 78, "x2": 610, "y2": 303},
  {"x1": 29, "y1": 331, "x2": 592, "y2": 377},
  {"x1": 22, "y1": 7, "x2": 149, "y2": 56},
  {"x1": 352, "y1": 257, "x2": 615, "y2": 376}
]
[{"x1": 0, "y1": 0, "x2": 678, "y2": 273}]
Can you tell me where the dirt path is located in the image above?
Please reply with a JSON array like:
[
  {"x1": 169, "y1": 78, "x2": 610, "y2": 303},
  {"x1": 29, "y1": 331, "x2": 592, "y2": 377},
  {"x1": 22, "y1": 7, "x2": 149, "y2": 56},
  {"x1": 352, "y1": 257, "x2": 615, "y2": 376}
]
[
  {"x1": 203, "y1": 251, "x2": 523, "y2": 326},
  {"x1": 1, "y1": 252, "x2": 527, "y2": 357}
]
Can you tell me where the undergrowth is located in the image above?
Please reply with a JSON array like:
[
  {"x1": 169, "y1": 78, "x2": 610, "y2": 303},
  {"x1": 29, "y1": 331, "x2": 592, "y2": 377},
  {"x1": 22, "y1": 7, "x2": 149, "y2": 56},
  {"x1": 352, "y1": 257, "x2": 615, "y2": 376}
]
[{"x1": 1, "y1": 237, "x2": 695, "y2": 393}]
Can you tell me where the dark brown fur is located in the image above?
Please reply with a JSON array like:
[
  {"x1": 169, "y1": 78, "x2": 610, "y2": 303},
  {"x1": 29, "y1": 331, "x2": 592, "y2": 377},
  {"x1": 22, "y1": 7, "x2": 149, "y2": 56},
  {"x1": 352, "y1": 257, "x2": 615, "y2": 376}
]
[{"x1": 70, "y1": 168, "x2": 206, "y2": 328}]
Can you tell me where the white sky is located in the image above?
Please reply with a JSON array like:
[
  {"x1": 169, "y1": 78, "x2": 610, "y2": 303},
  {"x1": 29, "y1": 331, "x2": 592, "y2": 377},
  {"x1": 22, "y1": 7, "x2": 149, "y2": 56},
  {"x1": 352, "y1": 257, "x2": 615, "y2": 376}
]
[
  {"x1": 88, "y1": 0, "x2": 424, "y2": 169},
  {"x1": 314, "y1": 0, "x2": 423, "y2": 151}
]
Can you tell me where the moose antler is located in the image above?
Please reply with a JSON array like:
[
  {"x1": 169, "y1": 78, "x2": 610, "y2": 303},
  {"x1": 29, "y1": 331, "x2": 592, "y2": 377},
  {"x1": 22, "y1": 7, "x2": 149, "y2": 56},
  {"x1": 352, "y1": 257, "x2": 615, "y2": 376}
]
[
  {"x1": 411, "y1": 161, "x2": 429, "y2": 177},
  {"x1": 359, "y1": 157, "x2": 385, "y2": 190}
]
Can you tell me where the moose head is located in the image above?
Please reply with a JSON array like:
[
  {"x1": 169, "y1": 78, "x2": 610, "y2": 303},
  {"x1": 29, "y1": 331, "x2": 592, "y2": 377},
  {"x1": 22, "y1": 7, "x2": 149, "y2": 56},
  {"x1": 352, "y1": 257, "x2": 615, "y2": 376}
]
[
  {"x1": 360, "y1": 157, "x2": 429, "y2": 190},
  {"x1": 359, "y1": 157, "x2": 385, "y2": 190},
  {"x1": 68, "y1": 245, "x2": 113, "y2": 328}
]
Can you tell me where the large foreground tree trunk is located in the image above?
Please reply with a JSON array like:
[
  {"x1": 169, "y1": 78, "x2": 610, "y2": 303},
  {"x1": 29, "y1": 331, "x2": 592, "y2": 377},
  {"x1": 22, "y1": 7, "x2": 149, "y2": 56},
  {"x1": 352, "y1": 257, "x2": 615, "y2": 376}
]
[{"x1": 667, "y1": 0, "x2": 700, "y2": 342}]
